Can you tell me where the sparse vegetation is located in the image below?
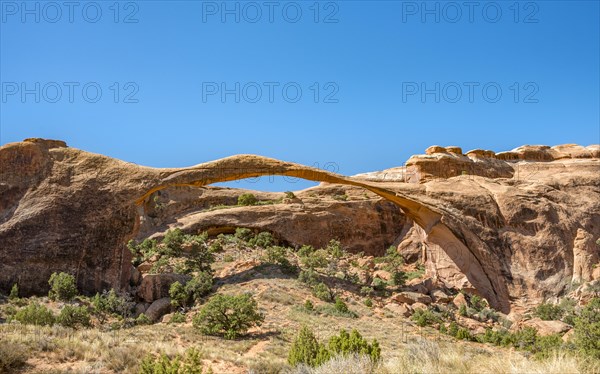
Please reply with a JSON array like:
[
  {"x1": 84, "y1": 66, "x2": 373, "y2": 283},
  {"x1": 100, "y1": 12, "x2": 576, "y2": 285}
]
[
  {"x1": 57, "y1": 305, "x2": 91, "y2": 328},
  {"x1": 13, "y1": 302, "x2": 55, "y2": 326},
  {"x1": 8, "y1": 284, "x2": 18, "y2": 300},
  {"x1": 238, "y1": 193, "x2": 258, "y2": 206},
  {"x1": 139, "y1": 347, "x2": 205, "y2": 374},
  {"x1": 48, "y1": 272, "x2": 78, "y2": 301},
  {"x1": 312, "y1": 282, "x2": 333, "y2": 302},
  {"x1": 192, "y1": 294, "x2": 264, "y2": 339}
]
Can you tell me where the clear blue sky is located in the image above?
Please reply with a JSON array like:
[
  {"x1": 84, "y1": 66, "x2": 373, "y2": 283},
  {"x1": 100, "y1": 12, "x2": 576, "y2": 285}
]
[{"x1": 1, "y1": 1, "x2": 599, "y2": 191}]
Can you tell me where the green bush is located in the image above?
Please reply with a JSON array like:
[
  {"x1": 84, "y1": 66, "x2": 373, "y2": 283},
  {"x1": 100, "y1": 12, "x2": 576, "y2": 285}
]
[
  {"x1": 334, "y1": 297, "x2": 349, "y2": 314},
  {"x1": 170, "y1": 281, "x2": 188, "y2": 308},
  {"x1": 139, "y1": 347, "x2": 204, "y2": 374},
  {"x1": 127, "y1": 238, "x2": 158, "y2": 264},
  {"x1": 360, "y1": 286, "x2": 374, "y2": 297},
  {"x1": 92, "y1": 289, "x2": 134, "y2": 321},
  {"x1": 469, "y1": 294, "x2": 487, "y2": 312},
  {"x1": 298, "y1": 269, "x2": 319, "y2": 286},
  {"x1": 48, "y1": 272, "x2": 78, "y2": 301},
  {"x1": 234, "y1": 227, "x2": 254, "y2": 242},
  {"x1": 455, "y1": 328, "x2": 473, "y2": 341},
  {"x1": 326, "y1": 239, "x2": 345, "y2": 259},
  {"x1": 364, "y1": 298, "x2": 373, "y2": 307},
  {"x1": 223, "y1": 254, "x2": 234, "y2": 262},
  {"x1": 57, "y1": 305, "x2": 91, "y2": 328},
  {"x1": 136, "y1": 313, "x2": 152, "y2": 325},
  {"x1": 14, "y1": 303, "x2": 55, "y2": 326},
  {"x1": 533, "y1": 302, "x2": 564, "y2": 321},
  {"x1": 263, "y1": 246, "x2": 289, "y2": 266},
  {"x1": 304, "y1": 300, "x2": 314, "y2": 311},
  {"x1": 184, "y1": 241, "x2": 215, "y2": 273},
  {"x1": 192, "y1": 294, "x2": 264, "y2": 339},
  {"x1": 186, "y1": 271, "x2": 213, "y2": 302},
  {"x1": 284, "y1": 191, "x2": 296, "y2": 199},
  {"x1": 312, "y1": 282, "x2": 333, "y2": 302},
  {"x1": 170, "y1": 312, "x2": 186, "y2": 324},
  {"x1": 371, "y1": 278, "x2": 387, "y2": 291},
  {"x1": 288, "y1": 326, "x2": 331, "y2": 367},
  {"x1": 162, "y1": 228, "x2": 186, "y2": 257},
  {"x1": 298, "y1": 245, "x2": 315, "y2": 257},
  {"x1": 301, "y1": 249, "x2": 328, "y2": 269},
  {"x1": 8, "y1": 284, "x2": 18, "y2": 300},
  {"x1": 238, "y1": 193, "x2": 258, "y2": 206},
  {"x1": 328, "y1": 329, "x2": 381, "y2": 362},
  {"x1": 411, "y1": 308, "x2": 440, "y2": 327},
  {"x1": 574, "y1": 297, "x2": 600, "y2": 359},
  {"x1": 249, "y1": 232, "x2": 274, "y2": 248},
  {"x1": 390, "y1": 271, "x2": 407, "y2": 287}
]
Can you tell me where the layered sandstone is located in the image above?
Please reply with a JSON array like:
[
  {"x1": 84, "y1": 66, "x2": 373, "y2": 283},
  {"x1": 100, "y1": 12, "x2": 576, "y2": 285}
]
[{"x1": 1, "y1": 139, "x2": 598, "y2": 314}]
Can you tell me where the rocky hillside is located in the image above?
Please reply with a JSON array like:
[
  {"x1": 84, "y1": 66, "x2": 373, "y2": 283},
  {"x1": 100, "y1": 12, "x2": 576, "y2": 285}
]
[{"x1": 1, "y1": 139, "x2": 599, "y2": 315}]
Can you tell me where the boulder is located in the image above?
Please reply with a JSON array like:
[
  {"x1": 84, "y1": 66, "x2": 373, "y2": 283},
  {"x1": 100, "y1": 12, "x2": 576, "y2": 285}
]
[
  {"x1": 138, "y1": 273, "x2": 191, "y2": 303},
  {"x1": 411, "y1": 302, "x2": 428, "y2": 311},
  {"x1": 431, "y1": 289, "x2": 453, "y2": 303},
  {"x1": 425, "y1": 145, "x2": 447, "y2": 155},
  {"x1": 357, "y1": 257, "x2": 375, "y2": 270},
  {"x1": 130, "y1": 266, "x2": 142, "y2": 286},
  {"x1": 391, "y1": 292, "x2": 432, "y2": 305},
  {"x1": 445, "y1": 146, "x2": 463, "y2": 155},
  {"x1": 452, "y1": 293, "x2": 468, "y2": 308},
  {"x1": 522, "y1": 318, "x2": 572, "y2": 336},
  {"x1": 161, "y1": 313, "x2": 174, "y2": 323},
  {"x1": 145, "y1": 297, "x2": 172, "y2": 322},
  {"x1": 384, "y1": 302, "x2": 411, "y2": 317},
  {"x1": 562, "y1": 329, "x2": 575, "y2": 342},
  {"x1": 373, "y1": 270, "x2": 391, "y2": 281},
  {"x1": 137, "y1": 262, "x2": 153, "y2": 273}
]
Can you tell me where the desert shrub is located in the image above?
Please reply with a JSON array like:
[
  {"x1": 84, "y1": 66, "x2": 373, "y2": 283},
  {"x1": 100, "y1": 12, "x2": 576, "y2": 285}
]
[
  {"x1": 170, "y1": 281, "x2": 188, "y2": 308},
  {"x1": 333, "y1": 194, "x2": 348, "y2": 201},
  {"x1": 264, "y1": 246, "x2": 288, "y2": 265},
  {"x1": 184, "y1": 241, "x2": 215, "y2": 273},
  {"x1": 390, "y1": 271, "x2": 407, "y2": 287},
  {"x1": 312, "y1": 283, "x2": 333, "y2": 302},
  {"x1": 411, "y1": 309, "x2": 440, "y2": 327},
  {"x1": 139, "y1": 347, "x2": 204, "y2": 374},
  {"x1": 298, "y1": 245, "x2": 315, "y2": 257},
  {"x1": 0, "y1": 340, "x2": 28, "y2": 373},
  {"x1": 469, "y1": 294, "x2": 487, "y2": 312},
  {"x1": 533, "y1": 302, "x2": 563, "y2": 321},
  {"x1": 532, "y1": 334, "x2": 563, "y2": 359},
  {"x1": 235, "y1": 227, "x2": 254, "y2": 242},
  {"x1": 458, "y1": 304, "x2": 469, "y2": 317},
  {"x1": 364, "y1": 298, "x2": 373, "y2": 307},
  {"x1": 249, "y1": 232, "x2": 274, "y2": 248},
  {"x1": 371, "y1": 278, "x2": 387, "y2": 291},
  {"x1": 288, "y1": 326, "x2": 330, "y2": 367},
  {"x1": 149, "y1": 257, "x2": 170, "y2": 274},
  {"x1": 192, "y1": 293, "x2": 264, "y2": 339},
  {"x1": 298, "y1": 269, "x2": 319, "y2": 286},
  {"x1": 186, "y1": 271, "x2": 213, "y2": 301},
  {"x1": 334, "y1": 297, "x2": 349, "y2": 314},
  {"x1": 209, "y1": 241, "x2": 223, "y2": 253},
  {"x1": 328, "y1": 329, "x2": 381, "y2": 362},
  {"x1": 223, "y1": 254, "x2": 234, "y2": 262},
  {"x1": 8, "y1": 284, "x2": 18, "y2": 300},
  {"x1": 326, "y1": 239, "x2": 345, "y2": 259},
  {"x1": 558, "y1": 297, "x2": 577, "y2": 325},
  {"x1": 381, "y1": 246, "x2": 404, "y2": 272},
  {"x1": 574, "y1": 297, "x2": 600, "y2": 359},
  {"x1": 238, "y1": 193, "x2": 258, "y2": 206},
  {"x1": 360, "y1": 286, "x2": 374, "y2": 297},
  {"x1": 14, "y1": 303, "x2": 55, "y2": 326},
  {"x1": 127, "y1": 238, "x2": 158, "y2": 264},
  {"x1": 57, "y1": 305, "x2": 91, "y2": 328},
  {"x1": 92, "y1": 289, "x2": 134, "y2": 320},
  {"x1": 477, "y1": 307, "x2": 499, "y2": 322},
  {"x1": 301, "y1": 249, "x2": 328, "y2": 269},
  {"x1": 284, "y1": 191, "x2": 296, "y2": 199},
  {"x1": 511, "y1": 327, "x2": 538, "y2": 350},
  {"x1": 162, "y1": 228, "x2": 186, "y2": 257},
  {"x1": 136, "y1": 313, "x2": 151, "y2": 325},
  {"x1": 48, "y1": 272, "x2": 78, "y2": 301},
  {"x1": 304, "y1": 300, "x2": 314, "y2": 311},
  {"x1": 455, "y1": 328, "x2": 473, "y2": 341},
  {"x1": 170, "y1": 312, "x2": 186, "y2": 324}
]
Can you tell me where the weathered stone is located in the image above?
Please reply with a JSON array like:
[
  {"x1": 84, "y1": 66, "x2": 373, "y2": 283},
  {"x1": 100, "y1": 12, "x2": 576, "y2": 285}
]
[
  {"x1": 391, "y1": 292, "x2": 432, "y2": 305},
  {"x1": 431, "y1": 289, "x2": 453, "y2": 303},
  {"x1": 521, "y1": 318, "x2": 571, "y2": 336},
  {"x1": 384, "y1": 302, "x2": 411, "y2": 317},
  {"x1": 145, "y1": 297, "x2": 172, "y2": 322},
  {"x1": 138, "y1": 273, "x2": 190, "y2": 303},
  {"x1": 452, "y1": 293, "x2": 468, "y2": 308}
]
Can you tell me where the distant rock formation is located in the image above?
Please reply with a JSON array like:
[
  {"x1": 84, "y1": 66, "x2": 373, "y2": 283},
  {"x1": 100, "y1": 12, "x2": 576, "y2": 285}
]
[{"x1": 1, "y1": 138, "x2": 599, "y2": 314}]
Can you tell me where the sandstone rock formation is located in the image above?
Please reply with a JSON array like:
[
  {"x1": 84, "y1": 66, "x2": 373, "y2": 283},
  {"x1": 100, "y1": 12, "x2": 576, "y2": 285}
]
[{"x1": 1, "y1": 139, "x2": 599, "y2": 315}]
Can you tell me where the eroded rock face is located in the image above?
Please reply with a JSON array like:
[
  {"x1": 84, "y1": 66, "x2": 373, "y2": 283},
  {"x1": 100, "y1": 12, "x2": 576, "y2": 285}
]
[{"x1": 1, "y1": 139, "x2": 598, "y2": 315}]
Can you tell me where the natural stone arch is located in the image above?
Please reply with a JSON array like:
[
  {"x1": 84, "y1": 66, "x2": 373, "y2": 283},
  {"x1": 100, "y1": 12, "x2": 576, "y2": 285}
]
[{"x1": 0, "y1": 141, "x2": 508, "y2": 312}]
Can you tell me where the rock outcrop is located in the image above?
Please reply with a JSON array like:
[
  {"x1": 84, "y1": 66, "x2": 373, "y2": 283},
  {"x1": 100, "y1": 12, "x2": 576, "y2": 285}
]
[{"x1": 1, "y1": 138, "x2": 599, "y2": 314}]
